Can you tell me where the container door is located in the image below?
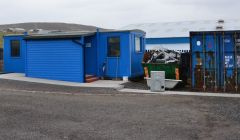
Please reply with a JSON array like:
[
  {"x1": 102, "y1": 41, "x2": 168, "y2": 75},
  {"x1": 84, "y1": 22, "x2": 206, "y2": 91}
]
[
  {"x1": 235, "y1": 34, "x2": 240, "y2": 92},
  {"x1": 192, "y1": 33, "x2": 219, "y2": 91},
  {"x1": 221, "y1": 34, "x2": 236, "y2": 92},
  {"x1": 204, "y1": 35, "x2": 218, "y2": 91},
  {"x1": 191, "y1": 35, "x2": 204, "y2": 89}
]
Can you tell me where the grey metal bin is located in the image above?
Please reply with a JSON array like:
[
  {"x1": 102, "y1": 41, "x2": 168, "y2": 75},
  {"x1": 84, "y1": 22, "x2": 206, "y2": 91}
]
[{"x1": 150, "y1": 71, "x2": 165, "y2": 92}]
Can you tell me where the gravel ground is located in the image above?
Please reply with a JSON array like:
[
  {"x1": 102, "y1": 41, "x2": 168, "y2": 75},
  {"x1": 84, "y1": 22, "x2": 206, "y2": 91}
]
[
  {"x1": 121, "y1": 80, "x2": 188, "y2": 91},
  {"x1": 0, "y1": 79, "x2": 240, "y2": 140},
  {"x1": 0, "y1": 79, "x2": 121, "y2": 95},
  {"x1": 121, "y1": 80, "x2": 149, "y2": 90}
]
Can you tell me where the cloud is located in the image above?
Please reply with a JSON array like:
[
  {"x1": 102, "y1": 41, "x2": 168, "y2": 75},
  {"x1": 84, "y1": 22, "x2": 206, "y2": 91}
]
[
  {"x1": 162, "y1": 0, "x2": 237, "y2": 5},
  {"x1": 0, "y1": 0, "x2": 238, "y2": 28}
]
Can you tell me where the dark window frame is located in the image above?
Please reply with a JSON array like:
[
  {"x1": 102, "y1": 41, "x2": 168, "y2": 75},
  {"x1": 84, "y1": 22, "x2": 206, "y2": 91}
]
[
  {"x1": 10, "y1": 40, "x2": 21, "y2": 57},
  {"x1": 107, "y1": 36, "x2": 121, "y2": 57}
]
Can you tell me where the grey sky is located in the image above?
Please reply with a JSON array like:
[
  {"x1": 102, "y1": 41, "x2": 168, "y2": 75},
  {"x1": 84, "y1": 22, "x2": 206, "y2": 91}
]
[{"x1": 0, "y1": 0, "x2": 238, "y2": 28}]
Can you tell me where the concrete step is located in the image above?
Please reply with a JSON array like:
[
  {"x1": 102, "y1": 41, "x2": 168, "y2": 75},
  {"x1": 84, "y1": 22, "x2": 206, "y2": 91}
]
[
  {"x1": 85, "y1": 75, "x2": 96, "y2": 79},
  {"x1": 85, "y1": 75, "x2": 99, "y2": 83}
]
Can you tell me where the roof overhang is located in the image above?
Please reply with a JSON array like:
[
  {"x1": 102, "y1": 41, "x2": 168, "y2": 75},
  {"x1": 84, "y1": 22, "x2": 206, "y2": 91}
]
[
  {"x1": 190, "y1": 30, "x2": 240, "y2": 35},
  {"x1": 24, "y1": 32, "x2": 95, "y2": 40}
]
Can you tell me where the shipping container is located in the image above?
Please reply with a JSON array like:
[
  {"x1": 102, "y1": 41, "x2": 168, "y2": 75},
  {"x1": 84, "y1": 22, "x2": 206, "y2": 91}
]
[{"x1": 190, "y1": 31, "x2": 240, "y2": 93}]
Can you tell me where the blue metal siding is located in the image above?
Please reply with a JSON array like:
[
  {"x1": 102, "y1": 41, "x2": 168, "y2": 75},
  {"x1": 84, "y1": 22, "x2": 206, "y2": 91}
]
[
  {"x1": 3, "y1": 36, "x2": 26, "y2": 73},
  {"x1": 26, "y1": 39, "x2": 84, "y2": 82},
  {"x1": 146, "y1": 37, "x2": 189, "y2": 44}
]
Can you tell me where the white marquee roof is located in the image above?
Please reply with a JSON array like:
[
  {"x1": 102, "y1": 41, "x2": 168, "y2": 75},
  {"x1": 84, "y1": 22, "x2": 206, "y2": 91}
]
[{"x1": 121, "y1": 19, "x2": 240, "y2": 38}]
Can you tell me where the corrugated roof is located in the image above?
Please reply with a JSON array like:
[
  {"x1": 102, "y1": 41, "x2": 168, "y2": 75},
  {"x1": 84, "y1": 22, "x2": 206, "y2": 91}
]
[
  {"x1": 23, "y1": 29, "x2": 145, "y2": 40},
  {"x1": 24, "y1": 31, "x2": 95, "y2": 40},
  {"x1": 121, "y1": 19, "x2": 240, "y2": 38}
]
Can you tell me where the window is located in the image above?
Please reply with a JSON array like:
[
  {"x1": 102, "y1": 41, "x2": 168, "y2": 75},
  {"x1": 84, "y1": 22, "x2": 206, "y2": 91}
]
[
  {"x1": 135, "y1": 37, "x2": 141, "y2": 52},
  {"x1": 10, "y1": 40, "x2": 20, "y2": 57},
  {"x1": 108, "y1": 37, "x2": 120, "y2": 57},
  {"x1": 85, "y1": 43, "x2": 92, "y2": 48}
]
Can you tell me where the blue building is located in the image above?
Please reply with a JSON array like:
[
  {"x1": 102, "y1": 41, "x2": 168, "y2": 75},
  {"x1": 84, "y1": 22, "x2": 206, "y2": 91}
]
[
  {"x1": 121, "y1": 20, "x2": 240, "y2": 50},
  {"x1": 3, "y1": 30, "x2": 146, "y2": 83}
]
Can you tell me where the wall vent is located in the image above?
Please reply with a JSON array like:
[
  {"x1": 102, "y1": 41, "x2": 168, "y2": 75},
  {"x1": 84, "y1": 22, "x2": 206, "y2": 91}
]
[
  {"x1": 216, "y1": 25, "x2": 224, "y2": 30},
  {"x1": 216, "y1": 19, "x2": 224, "y2": 30},
  {"x1": 217, "y1": 19, "x2": 225, "y2": 24}
]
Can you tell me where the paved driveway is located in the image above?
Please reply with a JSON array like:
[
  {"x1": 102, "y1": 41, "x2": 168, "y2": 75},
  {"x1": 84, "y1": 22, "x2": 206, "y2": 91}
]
[{"x1": 0, "y1": 79, "x2": 240, "y2": 140}]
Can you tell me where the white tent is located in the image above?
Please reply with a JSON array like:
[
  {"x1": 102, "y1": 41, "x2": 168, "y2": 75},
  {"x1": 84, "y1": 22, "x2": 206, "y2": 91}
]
[{"x1": 121, "y1": 19, "x2": 240, "y2": 38}]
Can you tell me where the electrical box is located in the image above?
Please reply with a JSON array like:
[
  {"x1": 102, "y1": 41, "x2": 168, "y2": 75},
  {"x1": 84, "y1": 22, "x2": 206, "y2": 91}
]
[{"x1": 150, "y1": 71, "x2": 165, "y2": 92}]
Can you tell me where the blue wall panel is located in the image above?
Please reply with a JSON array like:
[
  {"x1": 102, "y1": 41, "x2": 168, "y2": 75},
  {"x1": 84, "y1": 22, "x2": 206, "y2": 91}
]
[
  {"x1": 146, "y1": 37, "x2": 189, "y2": 44},
  {"x1": 26, "y1": 39, "x2": 84, "y2": 82},
  {"x1": 3, "y1": 35, "x2": 26, "y2": 73}
]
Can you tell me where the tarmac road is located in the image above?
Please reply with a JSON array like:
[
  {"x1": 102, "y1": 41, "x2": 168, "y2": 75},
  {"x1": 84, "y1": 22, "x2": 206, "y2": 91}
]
[{"x1": 0, "y1": 79, "x2": 240, "y2": 140}]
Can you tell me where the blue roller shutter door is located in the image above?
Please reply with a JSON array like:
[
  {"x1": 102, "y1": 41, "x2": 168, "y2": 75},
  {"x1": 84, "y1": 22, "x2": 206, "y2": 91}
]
[{"x1": 26, "y1": 39, "x2": 84, "y2": 82}]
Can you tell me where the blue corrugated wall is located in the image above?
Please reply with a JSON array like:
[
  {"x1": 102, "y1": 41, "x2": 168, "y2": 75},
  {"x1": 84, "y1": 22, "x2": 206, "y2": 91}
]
[
  {"x1": 3, "y1": 35, "x2": 26, "y2": 73},
  {"x1": 26, "y1": 39, "x2": 84, "y2": 82},
  {"x1": 146, "y1": 37, "x2": 189, "y2": 44}
]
